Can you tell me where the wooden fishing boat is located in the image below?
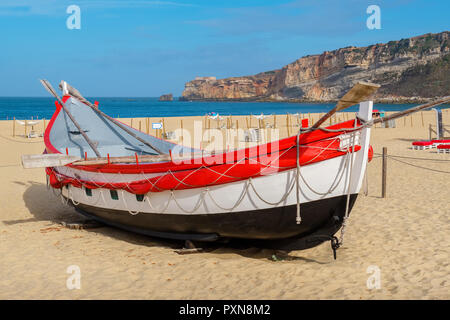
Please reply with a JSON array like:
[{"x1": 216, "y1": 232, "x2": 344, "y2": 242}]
[{"x1": 23, "y1": 80, "x2": 450, "y2": 255}]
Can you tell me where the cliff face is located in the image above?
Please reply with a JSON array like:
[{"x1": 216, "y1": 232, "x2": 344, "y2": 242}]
[
  {"x1": 182, "y1": 73, "x2": 274, "y2": 100},
  {"x1": 181, "y1": 31, "x2": 449, "y2": 102},
  {"x1": 159, "y1": 93, "x2": 173, "y2": 101}
]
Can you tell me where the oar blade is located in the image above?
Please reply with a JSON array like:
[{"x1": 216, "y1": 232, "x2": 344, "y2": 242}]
[
  {"x1": 311, "y1": 81, "x2": 380, "y2": 128},
  {"x1": 336, "y1": 81, "x2": 380, "y2": 111},
  {"x1": 21, "y1": 154, "x2": 81, "y2": 169}
]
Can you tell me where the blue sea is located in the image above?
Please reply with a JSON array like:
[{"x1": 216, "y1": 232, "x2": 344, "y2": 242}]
[{"x1": 0, "y1": 97, "x2": 448, "y2": 120}]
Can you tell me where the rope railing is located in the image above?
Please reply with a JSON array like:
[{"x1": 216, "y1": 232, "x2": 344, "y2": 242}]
[
  {"x1": 373, "y1": 152, "x2": 450, "y2": 162},
  {"x1": 387, "y1": 156, "x2": 450, "y2": 174}
]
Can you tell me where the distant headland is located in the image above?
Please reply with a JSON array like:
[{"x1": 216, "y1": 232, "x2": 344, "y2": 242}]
[{"x1": 180, "y1": 31, "x2": 449, "y2": 103}]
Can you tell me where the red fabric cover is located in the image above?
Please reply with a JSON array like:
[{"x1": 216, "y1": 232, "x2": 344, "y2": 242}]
[
  {"x1": 412, "y1": 141, "x2": 433, "y2": 146},
  {"x1": 432, "y1": 139, "x2": 450, "y2": 143},
  {"x1": 68, "y1": 120, "x2": 362, "y2": 174},
  {"x1": 437, "y1": 144, "x2": 450, "y2": 149}
]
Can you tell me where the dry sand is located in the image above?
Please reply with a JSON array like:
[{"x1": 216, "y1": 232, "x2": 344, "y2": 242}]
[{"x1": 0, "y1": 109, "x2": 449, "y2": 299}]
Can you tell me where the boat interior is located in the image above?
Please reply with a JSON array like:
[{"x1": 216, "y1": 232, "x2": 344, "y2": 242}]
[{"x1": 48, "y1": 97, "x2": 196, "y2": 159}]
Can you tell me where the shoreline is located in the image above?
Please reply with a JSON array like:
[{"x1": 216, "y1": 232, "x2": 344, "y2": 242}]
[
  {"x1": 2, "y1": 98, "x2": 449, "y2": 122},
  {"x1": 178, "y1": 97, "x2": 449, "y2": 104}
]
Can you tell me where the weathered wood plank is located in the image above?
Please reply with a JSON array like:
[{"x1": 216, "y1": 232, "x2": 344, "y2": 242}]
[{"x1": 21, "y1": 154, "x2": 82, "y2": 169}]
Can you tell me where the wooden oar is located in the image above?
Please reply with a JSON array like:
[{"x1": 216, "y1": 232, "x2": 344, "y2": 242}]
[
  {"x1": 372, "y1": 96, "x2": 450, "y2": 125},
  {"x1": 22, "y1": 154, "x2": 82, "y2": 169},
  {"x1": 58, "y1": 81, "x2": 165, "y2": 155},
  {"x1": 22, "y1": 149, "x2": 229, "y2": 169},
  {"x1": 311, "y1": 82, "x2": 380, "y2": 128},
  {"x1": 39, "y1": 79, "x2": 102, "y2": 157},
  {"x1": 21, "y1": 153, "x2": 168, "y2": 168}
]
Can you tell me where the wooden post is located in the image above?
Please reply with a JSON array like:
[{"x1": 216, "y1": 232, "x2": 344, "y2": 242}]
[
  {"x1": 162, "y1": 118, "x2": 166, "y2": 137},
  {"x1": 273, "y1": 114, "x2": 276, "y2": 128},
  {"x1": 403, "y1": 116, "x2": 406, "y2": 127},
  {"x1": 246, "y1": 116, "x2": 249, "y2": 129},
  {"x1": 25, "y1": 120, "x2": 28, "y2": 137},
  {"x1": 180, "y1": 119, "x2": 184, "y2": 144},
  {"x1": 146, "y1": 118, "x2": 149, "y2": 134},
  {"x1": 421, "y1": 112, "x2": 424, "y2": 127},
  {"x1": 139, "y1": 120, "x2": 142, "y2": 132},
  {"x1": 410, "y1": 114, "x2": 413, "y2": 127},
  {"x1": 382, "y1": 147, "x2": 387, "y2": 198},
  {"x1": 286, "y1": 114, "x2": 290, "y2": 136},
  {"x1": 207, "y1": 118, "x2": 210, "y2": 141},
  {"x1": 13, "y1": 117, "x2": 15, "y2": 137},
  {"x1": 131, "y1": 118, "x2": 134, "y2": 128}
]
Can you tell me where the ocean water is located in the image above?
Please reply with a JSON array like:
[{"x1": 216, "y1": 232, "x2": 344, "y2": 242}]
[{"x1": 0, "y1": 97, "x2": 448, "y2": 120}]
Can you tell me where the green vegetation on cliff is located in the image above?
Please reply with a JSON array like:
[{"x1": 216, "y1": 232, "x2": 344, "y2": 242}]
[{"x1": 379, "y1": 53, "x2": 450, "y2": 97}]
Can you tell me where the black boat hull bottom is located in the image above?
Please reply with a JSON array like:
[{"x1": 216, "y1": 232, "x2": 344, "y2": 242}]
[{"x1": 70, "y1": 194, "x2": 358, "y2": 250}]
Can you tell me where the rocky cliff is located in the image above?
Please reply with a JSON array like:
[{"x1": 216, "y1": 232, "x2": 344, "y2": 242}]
[
  {"x1": 159, "y1": 93, "x2": 173, "y2": 101},
  {"x1": 181, "y1": 31, "x2": 449, "y2": 102}
]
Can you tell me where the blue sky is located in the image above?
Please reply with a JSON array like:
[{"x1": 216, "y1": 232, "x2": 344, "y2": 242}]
[{"x1": 0, "y1": 0, "x2": 448, "y2": 97}]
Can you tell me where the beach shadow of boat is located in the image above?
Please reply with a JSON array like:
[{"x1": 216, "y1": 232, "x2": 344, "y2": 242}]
[
  {"x1": 20, "y1": 182, "x2": 327, "y2": 262},
  {"x1": 203, "y1": 241, "x2": 329, "y2": 264},
  {"x1": 20, "y1": 182, "x2": 180, "y2": 250}
]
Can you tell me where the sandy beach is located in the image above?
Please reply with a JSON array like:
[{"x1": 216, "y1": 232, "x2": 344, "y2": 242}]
[{"x1": 0, "y1": 109, "x2": 449, "y2": 299}]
